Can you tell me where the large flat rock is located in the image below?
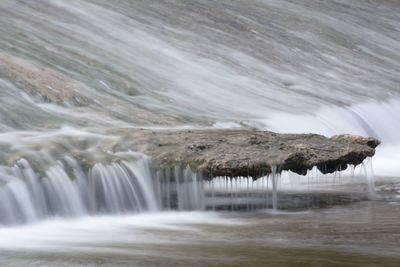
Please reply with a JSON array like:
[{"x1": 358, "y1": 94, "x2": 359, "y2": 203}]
[{"x1": 121, "y1": 129, "x2": 380, "y2": 179}]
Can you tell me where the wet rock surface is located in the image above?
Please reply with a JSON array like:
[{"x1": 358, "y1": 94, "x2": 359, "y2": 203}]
[
  {"x1": 0, "y1": 53, "x2": 91, "y2": 106},
  {"x1": 121, "y1": 129, "x2": 380, "y2": 179}
]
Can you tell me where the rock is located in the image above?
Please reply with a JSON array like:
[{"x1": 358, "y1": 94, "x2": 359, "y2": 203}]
[
  {"x1": 331, "y1": 134, "x2": 380, "y2": 149},
  {"x1": 121, "y1": 129, "x2": 380, "y2": 179},
  {"x1": 0, "y1": 128, "x2": 379, "y2": 179},
  {"x1": 0, "y1": 53, "x2": 91, "y2": 106}
]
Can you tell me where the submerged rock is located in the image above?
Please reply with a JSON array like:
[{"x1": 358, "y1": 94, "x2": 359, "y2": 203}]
[
  {"x1": 0, "y1": 53, "x2": 90, "y2": 106},
  {"x1": 0, "y1": 128, "x2": 379, "y2": 180},
  {"x1": 122, "y1": 129, "x2": 380, "y2": 179}
]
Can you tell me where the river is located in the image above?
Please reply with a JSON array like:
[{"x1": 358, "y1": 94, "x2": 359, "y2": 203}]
[{"x1": 0, "y1": 0, "x2": 399, "y2": 266}]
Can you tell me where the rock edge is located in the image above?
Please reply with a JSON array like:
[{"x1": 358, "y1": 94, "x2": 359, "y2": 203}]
[{"x1": 121, "y1": 129, "x2": 380, "y2": 179}]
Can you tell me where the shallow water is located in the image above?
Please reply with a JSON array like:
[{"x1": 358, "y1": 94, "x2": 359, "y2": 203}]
[
  {"x1": 1, "y1": 200, "x2": 400, "y2": 267},
  {"x1": 0, "y1": 0, "x2": 399, "y2": 265},
  {"x1": 1, "y1": 0, "x2": 399, "y2": 175}
]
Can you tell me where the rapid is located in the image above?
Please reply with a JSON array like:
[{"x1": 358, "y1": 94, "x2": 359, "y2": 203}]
[{"x1": 0, "y1": 0, "x2": 399, "y2": 266}]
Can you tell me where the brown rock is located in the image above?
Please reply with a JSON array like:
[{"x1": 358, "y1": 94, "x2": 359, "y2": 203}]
[{"x1": 121, "y1": 129, "x2": 380, "y2": 179}]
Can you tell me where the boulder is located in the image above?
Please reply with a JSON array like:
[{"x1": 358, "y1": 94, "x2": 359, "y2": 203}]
[{"x1": 122, "y1": 129, "x2": 380, "y2": 179}]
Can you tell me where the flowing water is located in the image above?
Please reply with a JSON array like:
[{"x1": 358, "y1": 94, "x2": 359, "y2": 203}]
[{"x1": 0, "y1": 0, "x2": 400, "y2": 266}]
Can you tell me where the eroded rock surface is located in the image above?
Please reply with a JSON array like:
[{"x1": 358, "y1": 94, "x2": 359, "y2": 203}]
[
  {"x1": 120, "y1": 129, "x2": 380, "y2": 179},
  {"x1": 0, "y1": 53, "x2": 92, "y2": 106},
  {"x1": 0, "y1": 128, "x2": 379, "y2": 179}
]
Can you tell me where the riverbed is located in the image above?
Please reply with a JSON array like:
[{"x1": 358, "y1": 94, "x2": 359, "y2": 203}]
[{"x1": 1, "y1": 184, "x2": 399, "y2": 267}]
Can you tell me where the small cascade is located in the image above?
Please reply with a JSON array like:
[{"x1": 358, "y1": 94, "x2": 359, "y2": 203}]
[
  {"x1": 203, "y1": 159, "x2": 376, "y2": 211},
  {"x1": 271, "y1": 166, "x2": 279, "y2": 210},
  {"x1": 0, "y1": 155, "x2": 377, "y2": 226},
  {"x1": 0, "y1": 156, "x2": 162, "y2": 225},
  {"x1": 204, "y1": 172, "x2": 281, "y2": 211},
  {"x1": 361, "y1": 158, "x2": 376, "y2": 199},
  {"x1": 156, "y1": 166, "x2": 206, "y2": 211}
]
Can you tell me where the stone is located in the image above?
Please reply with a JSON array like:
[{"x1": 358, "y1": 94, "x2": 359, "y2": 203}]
[{"x1": 120, "y1": 129, "x2": 380, "y2": 179}]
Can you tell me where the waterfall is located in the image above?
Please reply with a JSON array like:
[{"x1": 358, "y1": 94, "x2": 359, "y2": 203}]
[
  {"x1": 0, "y1": 153, "x2": 376, "y2": 226},
  {"x1": 0, "y1": 0, "x2": 398, "y2": 227},
  {"x1": 0, "y1": 157, "x2": 163, "y2": 225},
  {"x1": 0, "y1": 153, "x2": 210, "y2": 226}
]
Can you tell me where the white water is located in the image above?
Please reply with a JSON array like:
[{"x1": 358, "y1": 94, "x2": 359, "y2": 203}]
[
  {"x1": 1, "y1": 151, "x2": 377, "y2": 226},
  {"x1": 0, "y1": 0, "x2": 399, "y2": 228},
  {"x1": 0, "y1": 155, "x2": 210, "y2": 225}
]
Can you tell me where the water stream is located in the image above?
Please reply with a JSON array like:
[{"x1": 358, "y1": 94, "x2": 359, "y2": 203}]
[{"x1": 0, "y1": 0, "x2": 399, "y2": 266}]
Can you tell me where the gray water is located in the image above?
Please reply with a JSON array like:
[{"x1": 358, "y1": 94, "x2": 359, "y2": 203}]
[
  {"x1": 1, "y1": 200, "x2": 400, "y2": 267},
  {"x1": 1, "y1": 0, "x2": 399, "y2": 129},
  {"x1": 0, "y1": 0, "x2": 400, "y2": 266}
]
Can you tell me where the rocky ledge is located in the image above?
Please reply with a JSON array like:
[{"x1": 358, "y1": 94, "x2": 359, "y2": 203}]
[{"x1": 121, "y1": 129, "x2": 380, "y2": 179}]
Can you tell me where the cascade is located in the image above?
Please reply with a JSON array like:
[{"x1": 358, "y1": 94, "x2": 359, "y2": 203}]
[
  {"x1": 0, "y1": 153, "x2": 377, "y2": 226},
  {"x1": 0, "y1": 0, "x2": 396, "y2": 229},
  {"x1": 0, "y1": 1, "x2": 399, "y2": 265},
  {"x1": 0, "y1": 157, "x2": 162, "y2": 225}
]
